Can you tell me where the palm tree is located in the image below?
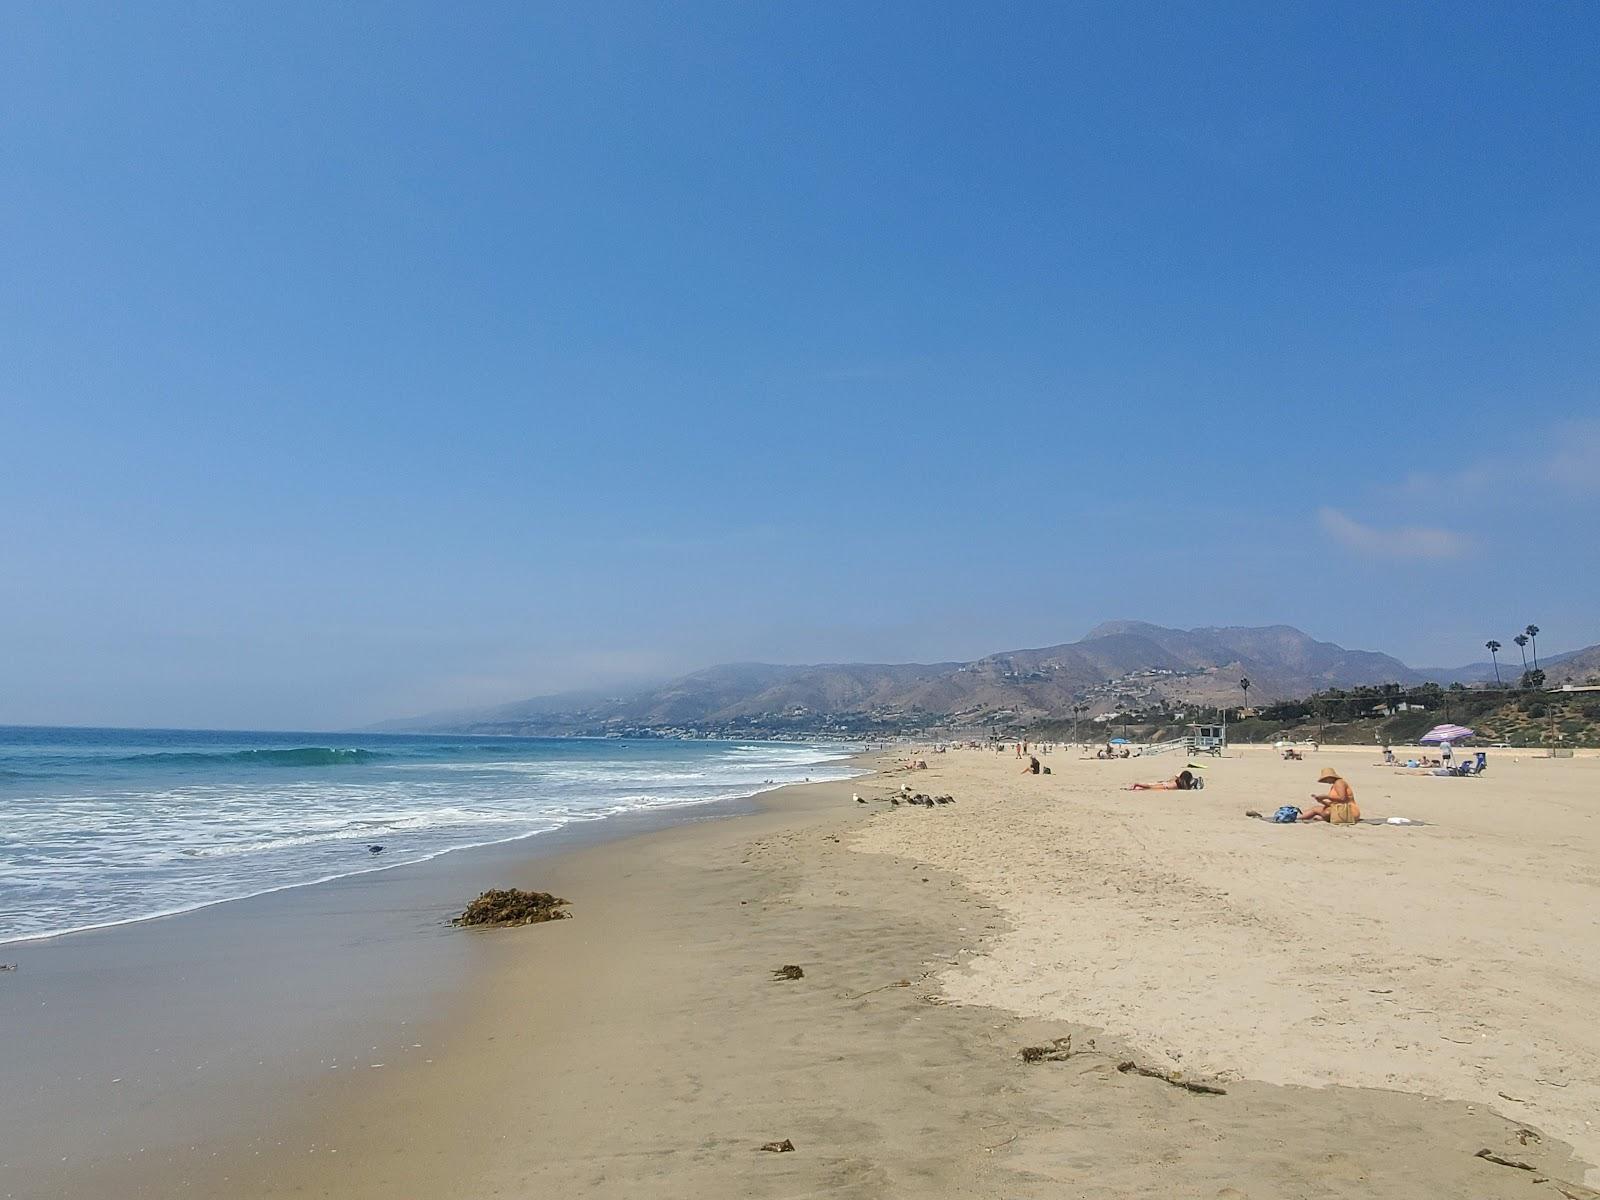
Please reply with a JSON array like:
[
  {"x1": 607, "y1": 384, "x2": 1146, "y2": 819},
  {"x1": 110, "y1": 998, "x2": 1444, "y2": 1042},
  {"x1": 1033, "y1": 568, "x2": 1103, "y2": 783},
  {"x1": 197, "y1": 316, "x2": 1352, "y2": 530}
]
[
  {"x1": 1239, "y1": 677, "x2": 1251, "y2": 713},
  {"x1": 1525, "y1": 624, "x2": 1540, "y2": 670},
  {"x1": 1485, "y1": 640, "x2": 1502, "y2": 686},
  {"x1": 1515, "y1": 634, "x2": 1529, "y2": 671}
]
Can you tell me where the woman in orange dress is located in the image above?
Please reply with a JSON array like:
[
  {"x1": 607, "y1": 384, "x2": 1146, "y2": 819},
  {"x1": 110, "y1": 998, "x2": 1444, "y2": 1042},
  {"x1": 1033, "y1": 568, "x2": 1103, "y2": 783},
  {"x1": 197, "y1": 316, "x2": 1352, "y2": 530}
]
[{"x1": 1303, "y1": 767, "x2": 1359, "y2": 823}]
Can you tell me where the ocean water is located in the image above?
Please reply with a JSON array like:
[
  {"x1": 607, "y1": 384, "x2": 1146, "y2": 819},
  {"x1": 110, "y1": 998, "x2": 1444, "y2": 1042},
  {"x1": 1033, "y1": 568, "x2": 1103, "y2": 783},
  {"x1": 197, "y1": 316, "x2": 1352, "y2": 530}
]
[{"x1": 0, "y1": 726, "x2": 858, "y2": 944}]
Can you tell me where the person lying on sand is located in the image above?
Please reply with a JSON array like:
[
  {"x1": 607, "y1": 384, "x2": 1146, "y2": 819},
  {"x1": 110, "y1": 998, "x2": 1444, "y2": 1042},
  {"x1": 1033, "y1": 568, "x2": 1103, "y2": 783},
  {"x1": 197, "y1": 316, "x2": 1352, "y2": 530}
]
[
  {"x1": 1128, "y1": 769, "x2": 1197, "y2": 791},
  {"x1": 1302, "y1": 767, "x2": 1359, "y2": 823}
]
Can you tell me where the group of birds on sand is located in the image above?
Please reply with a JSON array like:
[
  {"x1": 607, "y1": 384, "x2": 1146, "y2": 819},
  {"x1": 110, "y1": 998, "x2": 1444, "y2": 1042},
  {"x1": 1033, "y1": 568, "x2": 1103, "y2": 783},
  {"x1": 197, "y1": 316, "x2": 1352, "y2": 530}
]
[{"x1": 853, "y1": 788, "x2": 956, "y2": 808}]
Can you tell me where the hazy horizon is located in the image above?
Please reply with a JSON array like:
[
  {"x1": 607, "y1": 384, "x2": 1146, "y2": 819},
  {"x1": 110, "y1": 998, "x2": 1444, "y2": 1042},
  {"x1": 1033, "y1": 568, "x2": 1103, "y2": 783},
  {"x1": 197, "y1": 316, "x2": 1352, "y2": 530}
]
[
  {"x1": 2, "y1": 614, "x2": 1590, "y2": 735},
  {"x1": 5, "y1": 4, "x2": 1598, "y2": 730}
]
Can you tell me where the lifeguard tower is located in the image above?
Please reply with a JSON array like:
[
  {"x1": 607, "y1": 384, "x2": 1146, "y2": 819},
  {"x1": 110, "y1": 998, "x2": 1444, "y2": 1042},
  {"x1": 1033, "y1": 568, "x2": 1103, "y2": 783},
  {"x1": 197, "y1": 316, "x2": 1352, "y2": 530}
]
[{"x1": 1188, "y1": 723, "x2": 1226, "y2": 755}]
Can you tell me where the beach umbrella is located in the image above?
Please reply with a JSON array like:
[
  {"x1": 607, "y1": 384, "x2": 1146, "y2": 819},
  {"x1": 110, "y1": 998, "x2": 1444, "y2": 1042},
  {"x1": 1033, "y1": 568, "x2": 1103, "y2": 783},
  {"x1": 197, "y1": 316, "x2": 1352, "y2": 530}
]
[
  {"x1": 1109, "y1": 737, "x2": 1130, "y2": 745},
  {"x1": 1419, "y1": 724, "x2": 1473, "y2": 744}
]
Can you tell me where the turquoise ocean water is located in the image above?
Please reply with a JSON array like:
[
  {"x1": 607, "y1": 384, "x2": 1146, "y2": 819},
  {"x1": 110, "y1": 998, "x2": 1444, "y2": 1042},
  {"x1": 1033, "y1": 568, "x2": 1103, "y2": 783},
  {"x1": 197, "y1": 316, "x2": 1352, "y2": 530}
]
[{"x1": 0, "y1": 727, "x2": 856, "y2": 944}]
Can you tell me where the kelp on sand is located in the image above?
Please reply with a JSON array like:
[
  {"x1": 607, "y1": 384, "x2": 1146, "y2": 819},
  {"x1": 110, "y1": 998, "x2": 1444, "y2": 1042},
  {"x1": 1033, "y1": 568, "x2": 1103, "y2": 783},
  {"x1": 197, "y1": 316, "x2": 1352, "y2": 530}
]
[{"x1": 454, "y1": 888, "x2": 571, "y2": 928}]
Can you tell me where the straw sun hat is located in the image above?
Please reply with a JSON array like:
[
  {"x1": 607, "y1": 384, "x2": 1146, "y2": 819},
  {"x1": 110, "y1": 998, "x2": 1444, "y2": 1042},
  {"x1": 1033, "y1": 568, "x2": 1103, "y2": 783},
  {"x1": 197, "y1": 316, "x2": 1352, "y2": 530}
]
[{"x1": 1317, "y1": 767, "x2": 1342, "y2": 783}]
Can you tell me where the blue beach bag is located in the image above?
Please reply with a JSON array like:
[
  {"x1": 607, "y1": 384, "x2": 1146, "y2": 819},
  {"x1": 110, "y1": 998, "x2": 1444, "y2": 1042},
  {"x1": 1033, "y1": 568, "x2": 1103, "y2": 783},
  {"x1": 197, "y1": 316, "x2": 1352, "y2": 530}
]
[{"x1": 1272, "y1": 806, "x2": 1301, "y2": 823}]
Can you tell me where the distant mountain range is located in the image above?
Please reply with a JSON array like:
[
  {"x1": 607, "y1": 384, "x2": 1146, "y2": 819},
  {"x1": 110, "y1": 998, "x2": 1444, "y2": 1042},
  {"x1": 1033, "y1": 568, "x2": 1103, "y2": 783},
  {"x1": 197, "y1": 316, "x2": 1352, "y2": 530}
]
[
  {"x1": 377, "y1": 621, "x2": 1600, "y2": 736},
  {"x1": 1546, "y1": 644, "x2": 1600, "y2": 687}
]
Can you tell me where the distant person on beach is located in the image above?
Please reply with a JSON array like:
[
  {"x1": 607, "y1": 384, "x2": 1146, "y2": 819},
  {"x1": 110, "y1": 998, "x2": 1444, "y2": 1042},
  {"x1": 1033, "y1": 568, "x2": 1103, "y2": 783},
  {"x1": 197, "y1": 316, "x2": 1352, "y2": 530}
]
[
  {"x1": 1440, "y1": 741, "x2": 1453, "y2": 771},
  {"x1": 1127, "y1": 769, "x2": 1196, "y2": 791},
  {"x1": 1303, "y1": 767, "x2": 1359, "y2": 823},
  {"x1": 1023, "y1": 755, "x2": 1041, "y2": 774}
]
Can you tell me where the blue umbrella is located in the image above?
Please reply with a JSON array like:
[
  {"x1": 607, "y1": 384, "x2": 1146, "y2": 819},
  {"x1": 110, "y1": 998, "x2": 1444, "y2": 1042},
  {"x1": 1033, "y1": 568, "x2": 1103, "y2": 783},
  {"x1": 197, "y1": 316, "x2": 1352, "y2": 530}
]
[{"x1": 1109, "y1": 737, "x2": 1130, "y2": 745}]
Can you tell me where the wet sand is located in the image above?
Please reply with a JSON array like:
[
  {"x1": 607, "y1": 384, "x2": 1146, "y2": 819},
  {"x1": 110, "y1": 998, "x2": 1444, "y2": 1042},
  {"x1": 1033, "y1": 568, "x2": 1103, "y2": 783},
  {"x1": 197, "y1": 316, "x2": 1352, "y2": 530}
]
[
  {"x1": 4, "y1": 749, "x2": 1595, "y2": 1199},
  {"x1": 0, "y1": 792, "x2": 798, "y2": 1198}
]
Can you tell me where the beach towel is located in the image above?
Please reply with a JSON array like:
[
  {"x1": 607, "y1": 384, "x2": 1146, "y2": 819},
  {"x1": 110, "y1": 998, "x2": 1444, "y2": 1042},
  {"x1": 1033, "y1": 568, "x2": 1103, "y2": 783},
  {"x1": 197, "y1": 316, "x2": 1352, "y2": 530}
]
[{"x1": 1272, "y1": 806, "x2": 1300, "y2": 823}]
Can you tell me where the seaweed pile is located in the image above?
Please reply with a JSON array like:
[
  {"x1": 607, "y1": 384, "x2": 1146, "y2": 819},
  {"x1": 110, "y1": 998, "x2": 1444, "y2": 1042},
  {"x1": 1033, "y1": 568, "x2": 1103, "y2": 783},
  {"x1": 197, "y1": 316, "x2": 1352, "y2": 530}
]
[
  {"x1": 1019, "y1": 1036, "x2": 1073, "y2": 1063},
  {"x1": 454, "y1": 888, "x2": 571, "y2": 928}
]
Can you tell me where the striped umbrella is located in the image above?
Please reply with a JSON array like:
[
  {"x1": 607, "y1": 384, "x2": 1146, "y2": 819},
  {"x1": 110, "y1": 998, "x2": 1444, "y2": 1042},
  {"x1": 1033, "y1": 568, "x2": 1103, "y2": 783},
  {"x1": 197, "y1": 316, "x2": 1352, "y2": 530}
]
[{"x1": 1419, "y1": 724, "x2": 1473, "y2": 744}]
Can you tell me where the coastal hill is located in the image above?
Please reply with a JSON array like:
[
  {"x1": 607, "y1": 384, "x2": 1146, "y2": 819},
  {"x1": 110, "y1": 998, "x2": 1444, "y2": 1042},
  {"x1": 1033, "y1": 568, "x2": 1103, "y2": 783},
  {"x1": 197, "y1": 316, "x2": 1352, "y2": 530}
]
[
  {"x1": 1547, "y1": 644, "x2": 1600, "y2": 687},
  {"x1": 380, "y1": 621, "x2": 1599, "y2": 737}
]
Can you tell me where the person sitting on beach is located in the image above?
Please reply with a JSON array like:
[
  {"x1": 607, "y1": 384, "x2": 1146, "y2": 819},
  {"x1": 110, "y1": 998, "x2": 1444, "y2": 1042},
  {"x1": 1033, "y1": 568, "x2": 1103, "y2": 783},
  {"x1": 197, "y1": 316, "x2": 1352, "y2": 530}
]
[
  {"x1": 1302, "y1": 767, "x2": 1359, "y2": 823},
  {"x1": 1022, "y1": 754, "x2": 1041, "y2": 775},
  {"x1": 1128, "y1": 769, "x2": 1197, "y2": 791}
]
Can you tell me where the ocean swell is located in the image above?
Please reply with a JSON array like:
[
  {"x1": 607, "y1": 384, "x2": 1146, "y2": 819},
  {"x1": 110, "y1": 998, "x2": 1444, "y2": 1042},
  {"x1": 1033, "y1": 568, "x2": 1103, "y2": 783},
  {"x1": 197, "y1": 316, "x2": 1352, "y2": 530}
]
[{"x1": 112, "y1": 747, "x2": 388, "y2": 768}]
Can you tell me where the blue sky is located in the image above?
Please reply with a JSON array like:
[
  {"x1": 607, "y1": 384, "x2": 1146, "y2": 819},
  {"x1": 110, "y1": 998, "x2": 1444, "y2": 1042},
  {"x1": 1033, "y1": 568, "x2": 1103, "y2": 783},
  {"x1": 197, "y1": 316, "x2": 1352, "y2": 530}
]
[{"x1": 2, "y1": 2, "x2": 1597, "y2": 729}]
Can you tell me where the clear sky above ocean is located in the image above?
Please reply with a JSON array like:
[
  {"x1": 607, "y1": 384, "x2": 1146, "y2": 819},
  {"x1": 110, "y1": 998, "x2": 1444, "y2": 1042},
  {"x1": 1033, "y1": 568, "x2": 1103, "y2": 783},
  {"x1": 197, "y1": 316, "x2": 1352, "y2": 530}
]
[{"x1": 3, "y1": 3, "x2": 1597, "y2": 730}]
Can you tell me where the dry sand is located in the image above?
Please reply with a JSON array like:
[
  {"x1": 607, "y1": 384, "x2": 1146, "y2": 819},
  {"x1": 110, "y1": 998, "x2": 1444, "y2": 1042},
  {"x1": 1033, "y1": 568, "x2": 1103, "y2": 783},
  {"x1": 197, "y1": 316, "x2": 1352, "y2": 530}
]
[
  {"x1": 857, "y1": 743, "x2": 1600, "y2": 1184},
  {"x1": 69, "y1": 746, "x2": 1597, "y2": 1200}
]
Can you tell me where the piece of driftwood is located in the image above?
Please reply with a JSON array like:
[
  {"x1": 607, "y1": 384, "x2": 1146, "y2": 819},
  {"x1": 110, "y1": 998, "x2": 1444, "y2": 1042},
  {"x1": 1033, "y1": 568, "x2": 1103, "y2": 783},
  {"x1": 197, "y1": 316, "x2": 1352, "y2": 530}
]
[
  {"x1": 772, "y1": 965, "x2": 804, "y2": 981},
  {"x1": 759, "y1": 1139, "x2": 795, "y2": 1153},
  {"x1": 852, "y1": 979, "x2": 910, "y2": 997},
  {"x1": 842, "y1": 970, "x2": 928, "y2": 1000},
  {"x1": 1116, "y1": 1060, "x2": 1227, "y2": 1095},
  {"x1": 1470, "y1": 1145, "x2": 1600, "y2": 1200},
  {"x1": 1475, "y1": 1148, "x2": 1535, "y2": 1171}
]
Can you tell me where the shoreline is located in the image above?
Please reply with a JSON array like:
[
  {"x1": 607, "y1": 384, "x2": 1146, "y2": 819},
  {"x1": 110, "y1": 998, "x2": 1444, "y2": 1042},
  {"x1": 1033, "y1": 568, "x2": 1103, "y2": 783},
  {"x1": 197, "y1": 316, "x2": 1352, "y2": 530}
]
[
  {"x1": 6, "y1": 746, "x2": 1595, "y2": 1199},
  {"x1": 0, "y1": 759, "x2": 871, "y2": 1197},
  {"x1": 0, "y1": 762, "x2": 866, "y2": 950}
]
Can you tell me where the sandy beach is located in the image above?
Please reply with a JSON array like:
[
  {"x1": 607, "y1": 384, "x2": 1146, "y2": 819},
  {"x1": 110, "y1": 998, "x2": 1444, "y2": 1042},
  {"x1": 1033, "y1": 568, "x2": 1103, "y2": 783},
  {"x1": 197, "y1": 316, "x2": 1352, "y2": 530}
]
[
  {"x1": 6, "y1": 748, "x2": 1593, "y2": 1196},
  {"x1": 5, "y1": 745, "x2": 1598, "y2": 1199},
  {"x1": 858, "y1": 744, "x2": 1600, "y2": 1185}
]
